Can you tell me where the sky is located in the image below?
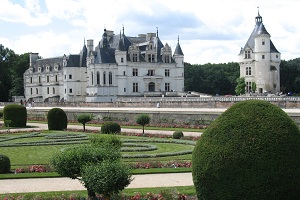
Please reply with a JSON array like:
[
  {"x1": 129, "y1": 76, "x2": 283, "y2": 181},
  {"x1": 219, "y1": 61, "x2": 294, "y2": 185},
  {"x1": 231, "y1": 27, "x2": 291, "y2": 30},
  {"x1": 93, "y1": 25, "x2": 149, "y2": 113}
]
[{"x1": 1, "y1": 0, "x2": 300, "y2": 65}]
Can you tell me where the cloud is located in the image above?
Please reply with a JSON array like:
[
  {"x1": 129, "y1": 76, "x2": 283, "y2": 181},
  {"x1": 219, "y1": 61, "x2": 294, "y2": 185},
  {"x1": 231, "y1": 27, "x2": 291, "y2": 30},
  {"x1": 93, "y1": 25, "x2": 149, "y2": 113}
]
[{"x1": 0, "y1": 0, "x2": 51, "y2": 26}]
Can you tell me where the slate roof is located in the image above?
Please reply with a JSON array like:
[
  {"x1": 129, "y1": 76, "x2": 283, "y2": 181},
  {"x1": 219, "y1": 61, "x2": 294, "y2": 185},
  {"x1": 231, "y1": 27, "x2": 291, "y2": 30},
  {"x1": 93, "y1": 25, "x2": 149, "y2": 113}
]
[
  {"x1": 33, "y1": 57, "x2": 63, "y2": 72},
  {"x1": 243, "y1": 12, "x2": 279, "y2": 53}
]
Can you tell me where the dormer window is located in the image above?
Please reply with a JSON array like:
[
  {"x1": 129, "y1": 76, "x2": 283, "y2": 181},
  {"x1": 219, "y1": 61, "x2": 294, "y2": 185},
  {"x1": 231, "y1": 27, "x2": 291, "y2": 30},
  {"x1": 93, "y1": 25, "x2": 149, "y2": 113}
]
[
  {"x1": 148, "y1": 54, "x2": 155, "y2": 62},
  {"x1": 38, "y1": 67, "x2": 41, "y2": 72},
  {"x1": 133, "y1": 54, "x2": 138, "y2": 62},
  {"x1": 164, "y1": 55, "x2": 170, "y2": 63},
  {"x1": 245, "y1": 50, "x2": 251, "y2": 59},
  {"x1": 54, "y1": 64, "x2": 59, "y2": 71}
]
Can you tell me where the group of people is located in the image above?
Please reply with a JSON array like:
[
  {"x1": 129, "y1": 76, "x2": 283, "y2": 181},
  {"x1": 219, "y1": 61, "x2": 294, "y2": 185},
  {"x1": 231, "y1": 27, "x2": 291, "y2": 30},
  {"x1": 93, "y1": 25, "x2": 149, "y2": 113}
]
[{"x1": 20, "y1": 99, "x2": 34, "y2": 108}]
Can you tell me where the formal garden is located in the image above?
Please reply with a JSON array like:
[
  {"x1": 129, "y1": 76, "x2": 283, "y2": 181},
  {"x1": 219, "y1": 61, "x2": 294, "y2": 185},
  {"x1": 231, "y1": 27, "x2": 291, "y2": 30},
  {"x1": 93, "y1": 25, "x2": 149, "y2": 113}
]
[{"x1": 2, "y1": 100, "x2": 300, "y2": 199}]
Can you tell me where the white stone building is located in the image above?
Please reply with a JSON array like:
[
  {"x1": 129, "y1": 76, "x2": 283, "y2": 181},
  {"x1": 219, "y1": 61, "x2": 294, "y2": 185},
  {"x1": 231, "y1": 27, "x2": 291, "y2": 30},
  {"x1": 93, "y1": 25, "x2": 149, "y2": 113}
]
[
  {"x1": 238, "y1": 11, "x2": 281, "y2": 94},
  {"x1": 24, "y1": 28, "x2": 184, "y2": 102}
]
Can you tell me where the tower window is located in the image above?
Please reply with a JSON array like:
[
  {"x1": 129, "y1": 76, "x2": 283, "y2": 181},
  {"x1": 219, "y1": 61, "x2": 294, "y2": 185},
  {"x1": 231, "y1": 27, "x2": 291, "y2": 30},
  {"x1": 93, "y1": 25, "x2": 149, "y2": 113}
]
[
  {"x1": 69, "y1": 74, "x2": 72, "y2": 79},
  {"x1": 262, "y1": 39, "x2": 265, "y2": 45},
  {"x1": 262, "y1": 55, "x2": 265, "y2": 59},
  {"x1": 246, "y1": 67, "x2": 252, "y2": 76},
  {"x1": 121, "y1": 58, "x2": 124, "y2": 63}
]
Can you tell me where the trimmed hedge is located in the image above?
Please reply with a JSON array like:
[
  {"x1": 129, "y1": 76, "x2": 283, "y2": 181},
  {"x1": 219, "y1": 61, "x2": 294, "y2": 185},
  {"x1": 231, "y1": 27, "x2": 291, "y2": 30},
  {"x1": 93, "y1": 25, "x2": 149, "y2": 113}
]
[
  {"x1": 0, "y1": 154, "x2": 11, "y2": 174},
  {"x1": 3, "y1": 104, "x2": 27, "y2": 127},
  {"x1": 100, "y1": 122, "x2": 121, "y2": 134},
  {"x1": 192, "y1": 100, "x2": 300, "y2": 200},
  {"x1": 47, "y1": 108, "x2": 68, "y2": 130},
  {"x1": 173, "y1": 131, "x2": 184, "y2": 139}
]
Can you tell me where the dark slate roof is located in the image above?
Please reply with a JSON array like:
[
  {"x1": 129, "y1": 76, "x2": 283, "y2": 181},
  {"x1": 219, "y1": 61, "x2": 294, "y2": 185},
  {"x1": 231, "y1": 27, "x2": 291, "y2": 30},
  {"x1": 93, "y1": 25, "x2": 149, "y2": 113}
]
[
  {"x1": 34, "y1": 57, "x2": 63, "y2": 72},
  {"x1": 66, "y1": 55, "x2": 80, "y2": 67},
  {"x1": 243, "y1": 13, "x2": 279, "y2": 53},
  {"x1": 79, "y1": 44, "x2": 87, "y2": 67},
  {"x1": 174, "y1": 42, "x2": 184, "y2": 55}
]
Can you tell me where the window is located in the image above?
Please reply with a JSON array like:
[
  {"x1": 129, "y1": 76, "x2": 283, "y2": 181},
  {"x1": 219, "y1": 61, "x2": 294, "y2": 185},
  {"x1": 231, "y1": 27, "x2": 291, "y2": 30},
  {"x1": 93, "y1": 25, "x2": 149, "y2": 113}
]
[
  {"x1": 36, "y1": 88, "x2": 38, "y2": 94},
  {"x1": 148, "y1": 54, "x2": 154, "y2": 62},
  {"x1": 124, "y1": 88, "x2": 126, "y2": 92},
  {"x1": 262, "y1": 39, "x2": 265, "y2": 45},
  {"x1": 69, "y1": 88, "x2": 73, "y2": 93},
  {"x1": 165, "y1": 83, "x2": 170, "y2": 91},
  {"x1": 97, "y1": 72, "x2": 100, "y2": 85},
  {"x1": 246, "y1": 67, "x2": 252, "y2": 76},
  {"x1": 262, "y1": 55, "x2": 265, "y2": 59},
  {"x1": 65, "y1": 89, "x2": 66, "y2": 94},
  {"x1": 103, "y1": 72, "x2": 106, "y2": 84},
  {"x1": 276, "y1": 55, "x2": 279, "y2": 58},
  {"x1": 133, "y1": 83, "x2": 138, "y2": 92},
  {"x1": 47, "y1": 76, "x2": 49, "y2": 82},
  {"x1": 165, "y1": 69, "x2": 170, "y2": 77},
  {"x1": 121, "y1": 58, "x2": 124, "y2": 63},
  {"x1": 133, "y1": 68, "x2": 138, "y2": 76},
  {"x1": 133, "y1": 54, "x2": 138, "y2": 62},
  {"x1": 109, "y1": 72, "x2": 112, "y2": 85},
  {"x1": 53, "y1": 87, "x2": 55, "y2": 94},
  {"x1": 47, "y1": 87, "x2": 49, "y2": 94},
  {"x1": 64, "y1": 75, "x2": 66, "y2": 80},
  {"x1": 55, "y1": 75, "x2": 58, "y2": 82},
  {"x1": 164, "y1": 55, "x2": 170, "y2": 63},
  {"x1": 39, "y1": 76, "x2": 41, "y2": 83},
  {"x1": 148, "y1": 70, "x2": 155, "y2": 76},
  {"x1": 123, "y1": 71, "x2": 126, "y2": 76},
  {"x1": 30, "y1": 77, "x2": 33, "y2": 83},
  {"x1": 30, "y1": 88, "x2": 33, "y2": 95},
  {"x1": 91, "y1": 72, "x2": 94, "y2": 85},
  {"x1": 246, "y1": 82, "x2": 252, "y2": 93},
  {"x1": 148, "y1": 82, "x2": 155, "y2": 91},
  {"x1": 69, "y1": 74, "x2": 72, "y2": 79},
  {"x1": 245, "y1": 50, "x2": 251, "y2": 59}
]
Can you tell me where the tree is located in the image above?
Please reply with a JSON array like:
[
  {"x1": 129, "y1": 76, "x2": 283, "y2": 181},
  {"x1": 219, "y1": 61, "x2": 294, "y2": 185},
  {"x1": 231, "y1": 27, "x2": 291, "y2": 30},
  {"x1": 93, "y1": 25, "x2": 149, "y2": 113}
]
[
  {"x1": 77, "y1": 113, "x2": 93, "y2": 132},
  {"x1": 192, "y1": 100, "x2": 300, "y2": 200},
  {"x1": 50, "y1": 135, "x2": 130, "y2": 199},
  {"x1": 235, "y1": 77, "x2": 246, "y2": 95},
  {"x1": 251, "y1": 82, "x2": 257, "y2": 93},
  {"x1": 135, "y1": 114, "x2": 150, "y2": 134},
  {"x1": 81, "y1": 160, "x2": 132, "y2": 199}
]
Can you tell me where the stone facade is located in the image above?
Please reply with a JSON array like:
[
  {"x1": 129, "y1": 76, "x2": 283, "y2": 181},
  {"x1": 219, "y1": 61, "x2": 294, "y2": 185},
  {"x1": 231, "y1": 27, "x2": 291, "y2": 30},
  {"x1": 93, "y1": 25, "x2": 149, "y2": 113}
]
[
  {"x1": 238, "y1": 11, "x2": 281, "y2": 94},
  {"x1": 24, "y1": 28, "x2": 184, "y2": 103}
]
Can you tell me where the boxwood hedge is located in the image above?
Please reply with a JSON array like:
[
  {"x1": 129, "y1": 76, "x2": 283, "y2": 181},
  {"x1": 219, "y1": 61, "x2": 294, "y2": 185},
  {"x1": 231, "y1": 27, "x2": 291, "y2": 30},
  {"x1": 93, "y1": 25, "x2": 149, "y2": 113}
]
[
  {"x1": 3, "y1": 104, "x2": 27, "y2": 127},
  {"x1": 192, "y1": 100, "x2": 300, "y2": 200}
]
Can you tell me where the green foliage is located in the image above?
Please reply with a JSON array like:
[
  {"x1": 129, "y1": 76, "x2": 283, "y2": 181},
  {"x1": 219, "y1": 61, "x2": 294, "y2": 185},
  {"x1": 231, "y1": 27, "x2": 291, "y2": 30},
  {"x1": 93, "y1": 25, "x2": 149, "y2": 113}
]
[
  {"x1": 81, "y1": 160, "x2": 132, "y2": 198},
  {"x1": 184, "y1": 62, "x2": 239, "y2": 95},
  {"x1": 251, "y1": 82, "x2": 257, "y2": 93},
  {"x1": 100, "y1": 122, "x2": 121, "y2": 134},
  {"x1": 90, "y1": 134, "x2": 122, "y2": 150},
  {"x1": 192, "y1": 100, "x2": 300, "y2": 200},
  {"x1": 0, "y1": 154, "x2": 11, "y2": 174},
  {"x1": 136, "y1": 114, "x2": 151, "y2": 134},
  {"x1": 280, "y1": 58, "x2": 300, "y2": 94},
  {"x1": 50, "y1": 145, "x2": 121, "y2": 179},
  {"x1": 172, "y1": 131, "x2": 184, "y2": 139},
  {"x1": 0, "y1": 110, "x2": 3, "y2": 118},
  {"x1": 77, "y1": 113, "x2": 93, "y2": 132},
  {"x1": 47, "y1": 108, "x2": 68, "y2": 130},
  {"x1": 3, "y1": 104, "x2": 27, "y2": 127},
  {"x1": 235, "y1": 77, "x2": 246, "y2": 95}
]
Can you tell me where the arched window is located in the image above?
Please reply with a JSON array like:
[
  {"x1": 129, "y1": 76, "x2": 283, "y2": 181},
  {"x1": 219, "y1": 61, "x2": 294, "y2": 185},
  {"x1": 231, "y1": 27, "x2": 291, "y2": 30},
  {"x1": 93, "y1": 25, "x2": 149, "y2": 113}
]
[
  {"x1": 36, "y1": 88, "x2": 38, "y2": 94},
  {"x1": 109, "y1": 72, "x2": 112, "y2": 85},
  {"x1": 103, "y1": 71, "x2": 106, "y2": 85},
  {"x1": 91, "y1": 72, "x2": 94, "y2": 85},
  {"x1": 53, "y1": 87, "x2": 55, "y2": 94},
  {"x1": 97, "y1": 71, "x2": 100, "y2": 85},
  {"x1": 148, "y1": 82, "x2": 155, "y2": 92}
]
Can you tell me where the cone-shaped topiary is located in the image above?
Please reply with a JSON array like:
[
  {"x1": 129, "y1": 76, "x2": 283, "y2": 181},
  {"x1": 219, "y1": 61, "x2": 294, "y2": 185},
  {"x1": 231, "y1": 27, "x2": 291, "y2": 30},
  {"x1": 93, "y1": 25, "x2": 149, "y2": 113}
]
[
  {"x1": 47, "y1": 108, "x2": 68, "y2": 130},
  {"x1": 192, "y1": 100, "x2": 300, "y2": 200},
  {"x1": 0, "y1": 154, "x2": 11, "y2": 174},
  {"x1": 3, "y1": 104, "x2": 27, "y2": 127}
]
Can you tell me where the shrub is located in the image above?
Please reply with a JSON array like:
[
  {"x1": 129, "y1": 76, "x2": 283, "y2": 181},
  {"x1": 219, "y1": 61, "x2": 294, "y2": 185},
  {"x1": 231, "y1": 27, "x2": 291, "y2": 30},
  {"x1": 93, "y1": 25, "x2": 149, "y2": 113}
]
[
  {"x1": 47, "y1": 108, "x2": 68, "y2": 130},
  {"x1": 0, "y1": 154, "x2": 11, "y2": 174},
  {"x1": 192, "y1": 100, "x2": 300, "y2": 200},
  {"x1": 0, "y1": 110, "x2": 3, "y2": 118},
  {"x1": 100, "y1": 122, "x2": 121, "y2": 134},
  {"x1": 172, "y1": 131, "x2": 184, "y2": 139},
  {"x1": 3, "y1": 104, "x2": 27, "y2": 127},
  {"x1": 77, "y1": 113, "x2": 93, "y2": 132},
  {"x1": 135, "y1": 114, "x2": 151, "y2": 134},
  {"x1": 90, "y1": 134, "x2": 122, "y2": 150}
]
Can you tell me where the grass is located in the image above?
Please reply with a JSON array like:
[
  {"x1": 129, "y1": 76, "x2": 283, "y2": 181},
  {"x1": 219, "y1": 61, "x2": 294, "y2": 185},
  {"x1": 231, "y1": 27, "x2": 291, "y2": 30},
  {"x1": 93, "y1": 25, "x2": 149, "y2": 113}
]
[{"x1": 0, "y1": 186, "x2": 196, "y2": 199}]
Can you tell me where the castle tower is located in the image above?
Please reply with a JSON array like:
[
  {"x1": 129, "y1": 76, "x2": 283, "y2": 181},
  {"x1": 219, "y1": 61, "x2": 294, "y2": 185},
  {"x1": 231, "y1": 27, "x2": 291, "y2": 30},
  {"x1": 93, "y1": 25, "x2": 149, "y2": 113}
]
[{"x1": 238, "y1": 11, "x2": 281, "y2": 94}]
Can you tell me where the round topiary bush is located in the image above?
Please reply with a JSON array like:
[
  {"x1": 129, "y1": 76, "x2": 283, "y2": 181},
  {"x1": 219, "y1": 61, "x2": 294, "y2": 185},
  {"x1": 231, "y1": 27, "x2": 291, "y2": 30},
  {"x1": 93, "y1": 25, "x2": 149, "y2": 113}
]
[
  {"x1": 3, "y1": 104, "x2": 27, "y2": 127},
  {"x1": 47, "y1": 108, "x2": 68, "y2": 130},
  {"x1": 192, "y1": 100, "x2": 300, "y2": 200},
  {"x1": 101, "y1": 122, "x2": 121, "y2": 134},
  {"x1": 172, "y1": 131, "x2": 184, "y2": 139},
  {"x1": 0, "y1": 154, "x2": 11, "y2": 174}
]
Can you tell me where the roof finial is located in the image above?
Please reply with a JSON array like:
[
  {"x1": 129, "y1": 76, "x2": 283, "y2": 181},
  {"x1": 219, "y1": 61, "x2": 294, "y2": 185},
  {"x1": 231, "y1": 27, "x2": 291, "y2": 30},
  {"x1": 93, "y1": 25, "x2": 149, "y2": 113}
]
[
  {"x1": 257, "y1": 6, "x2": 260, "y2": 16},
  {"x1": 122, "y1": 24, "x2": 124, "y2": 36},
  {"x1": 178, "y1": 35, "x2": 180, "y2": 43},
  {"x1": 156, "y1": 27, "x2": 158, "y2": 37}
]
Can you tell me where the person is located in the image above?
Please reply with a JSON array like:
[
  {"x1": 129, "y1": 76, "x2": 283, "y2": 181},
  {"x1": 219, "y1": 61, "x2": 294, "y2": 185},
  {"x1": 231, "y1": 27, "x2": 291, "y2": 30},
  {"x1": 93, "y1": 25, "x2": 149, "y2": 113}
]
[
  {"x1": 24, "y1": 100, "x2": 27, "y2": 107},
  {"x1": 20, "y1": 99, "x2": 23, "y2": 106},
  {"x1": 32, "y1": 100, "x2": 35, "y2": 107}
]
